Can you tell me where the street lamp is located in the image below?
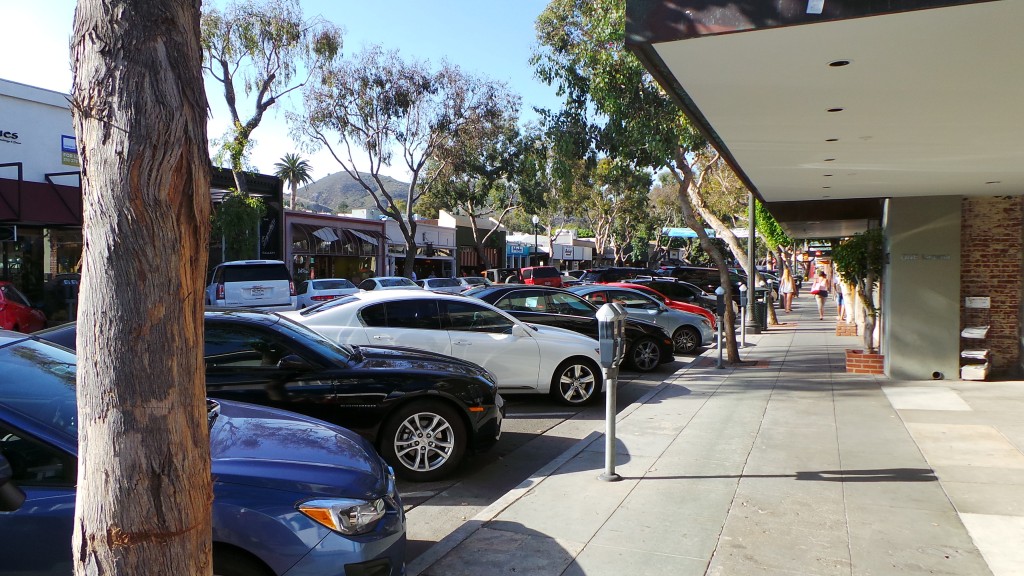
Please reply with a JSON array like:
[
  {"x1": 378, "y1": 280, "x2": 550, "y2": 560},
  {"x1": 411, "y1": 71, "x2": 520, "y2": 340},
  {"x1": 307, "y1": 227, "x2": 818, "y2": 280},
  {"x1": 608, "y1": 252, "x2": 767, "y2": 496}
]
[{"x1": 531, "y1": 214, "x2": 540, "y2": 265}]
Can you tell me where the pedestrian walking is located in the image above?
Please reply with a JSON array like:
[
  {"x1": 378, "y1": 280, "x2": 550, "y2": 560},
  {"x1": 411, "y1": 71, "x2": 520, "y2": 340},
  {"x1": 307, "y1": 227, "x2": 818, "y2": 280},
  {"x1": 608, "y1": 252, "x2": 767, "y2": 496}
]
[
  {"x1": 780, "y1": 268, "x2": 796, "y2": 312},
  {"x1": 809, "y1": 270, "x2": 831, "y2": 320}
]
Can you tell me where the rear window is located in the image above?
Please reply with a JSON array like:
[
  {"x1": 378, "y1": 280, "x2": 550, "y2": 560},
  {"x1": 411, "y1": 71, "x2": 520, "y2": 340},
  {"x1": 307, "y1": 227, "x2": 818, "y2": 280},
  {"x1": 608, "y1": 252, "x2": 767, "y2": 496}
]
[
  {"x1": 579, "y1": 271, "x2": 603, "y2": 283},
  {"x1": 222, "y1": 264, "x2": 290, "y2": 283},
  {"x1": 427, "y1": 278, "x2": 461, "y2": 288},
  {"x1": 379, "y1": 277, "x2": 417, "y2": 288},
  {"x1": 531, "y1": 267, "x2": 560, "y2": 278},
  {"x1": 312, "y1": 279, "x2": 355, "y2": 290}
]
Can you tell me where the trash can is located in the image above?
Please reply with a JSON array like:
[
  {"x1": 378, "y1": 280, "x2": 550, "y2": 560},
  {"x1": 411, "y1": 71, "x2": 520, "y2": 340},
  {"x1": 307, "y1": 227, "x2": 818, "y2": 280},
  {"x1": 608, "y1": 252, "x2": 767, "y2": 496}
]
[{"x1": 752, "y1": 287, "x2": 769, "y2": 331}]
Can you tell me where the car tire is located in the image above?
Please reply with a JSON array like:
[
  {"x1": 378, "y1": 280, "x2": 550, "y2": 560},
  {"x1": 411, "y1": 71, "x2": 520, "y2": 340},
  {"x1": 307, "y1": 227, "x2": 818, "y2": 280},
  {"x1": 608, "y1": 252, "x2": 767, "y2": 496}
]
[
  {"x1": 549, "y1": 358, "x2": 602, "y2": 406},
  {"x1": 380, "y1": 401, "x2": 467, "y2": 482},
  {"x1": 628, "y1": 337, "x2": 662, "y2": 372},
  {"x1": 213, "y1": 547, "x2": 274, "y2": 576},
  {"x1": 673, "y1": 326, "x2": 701, "y2": 354}
]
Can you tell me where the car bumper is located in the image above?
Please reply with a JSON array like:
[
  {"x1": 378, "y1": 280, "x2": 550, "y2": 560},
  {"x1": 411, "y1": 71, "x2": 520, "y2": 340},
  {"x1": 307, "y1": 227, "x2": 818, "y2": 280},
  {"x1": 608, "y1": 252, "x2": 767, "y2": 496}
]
[
  {"x1": 470, "y1": 394, "x2": 504, "y2": 452},
  {"x1": 282, "y1": 525, "x2": 406, "y2": 576}
]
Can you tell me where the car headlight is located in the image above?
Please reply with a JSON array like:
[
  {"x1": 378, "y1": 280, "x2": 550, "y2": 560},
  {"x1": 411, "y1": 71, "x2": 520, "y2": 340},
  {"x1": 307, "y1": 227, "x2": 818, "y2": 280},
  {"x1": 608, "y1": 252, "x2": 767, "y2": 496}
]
[{"x1": 298, "y1": 498, "x2": 386, "y2": 535}]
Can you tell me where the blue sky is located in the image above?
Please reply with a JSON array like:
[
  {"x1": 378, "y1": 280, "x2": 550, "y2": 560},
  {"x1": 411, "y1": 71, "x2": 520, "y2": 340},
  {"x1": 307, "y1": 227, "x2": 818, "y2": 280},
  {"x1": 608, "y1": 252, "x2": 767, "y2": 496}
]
[{"x1": 2, "y1": 0, "x2": 562, "y2": 180}]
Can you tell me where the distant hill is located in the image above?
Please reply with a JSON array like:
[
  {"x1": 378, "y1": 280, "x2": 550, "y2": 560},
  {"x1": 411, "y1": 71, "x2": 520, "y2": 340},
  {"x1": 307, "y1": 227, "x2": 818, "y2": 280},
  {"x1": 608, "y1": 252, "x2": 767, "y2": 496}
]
[{"x1": 296, "y1": 171, "x2": 408, "y2": 213}]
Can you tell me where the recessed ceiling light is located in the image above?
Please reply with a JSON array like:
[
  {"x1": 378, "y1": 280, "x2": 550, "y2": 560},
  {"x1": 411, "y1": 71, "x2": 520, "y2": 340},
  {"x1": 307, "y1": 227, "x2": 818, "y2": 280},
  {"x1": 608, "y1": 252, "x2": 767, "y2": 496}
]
[
  {"x1": 824, "y1": 174, "x2": 833, "y2": 177},
  {"x1": 827, "y1": 107, "x2": 844, "y2": 113},
  {"x1": 986, "y1": 181, "x2": 1001, "y2": 185},
  {"x1": 829, "y1": 60, "x2": 851, "y2": 67},
  {"x1": 826, "y1": 138, "x2": 839, "y2": 142},
  {"x1": 824, "y1": 158, "x2": 836, "y2": 162},
  {"x1": 822, "y1": 186, "x2": 831, "y2": 190},
  {"x1": 822, "y1": 195, "x2": 831, "y2": 198}
]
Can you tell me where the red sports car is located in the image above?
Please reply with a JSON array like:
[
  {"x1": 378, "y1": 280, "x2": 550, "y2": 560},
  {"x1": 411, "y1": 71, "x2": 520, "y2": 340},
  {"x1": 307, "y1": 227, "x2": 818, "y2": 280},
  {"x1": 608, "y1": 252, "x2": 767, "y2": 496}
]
[
  {"x1": 0, "y1": 281, "x2": 46, "y2": 332},
  {"x1": 607, "y1": 282, "x2": 717, "y2": 328}
]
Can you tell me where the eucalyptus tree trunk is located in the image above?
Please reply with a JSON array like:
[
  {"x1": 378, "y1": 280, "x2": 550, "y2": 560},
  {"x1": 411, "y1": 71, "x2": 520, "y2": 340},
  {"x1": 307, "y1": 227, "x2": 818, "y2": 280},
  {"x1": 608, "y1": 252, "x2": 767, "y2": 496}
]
[{"x1": 71, "y1": 1, "x2": 212, "y2": 574}]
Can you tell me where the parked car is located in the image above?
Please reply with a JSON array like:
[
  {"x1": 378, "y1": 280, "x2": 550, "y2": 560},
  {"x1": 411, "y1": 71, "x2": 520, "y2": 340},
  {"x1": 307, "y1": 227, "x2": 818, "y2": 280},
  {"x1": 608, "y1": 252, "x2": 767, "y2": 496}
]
[
  {"x1": 0, "y1": 331, "x2": 406, "y2": 575},
  {"x1": 483, "y1": 268, "x2": 521, "y2": 284},
  {"x1": 35, "y1": 310, "x2": 503, "y2": 482},
  {"x1": 205, "y1": 260, "x2": 297, "y2": 312},
  {"x1": 0, "y1": 281, "x2": 46, "y2": 333},
  {"x1": 282, "y1": 290, "x2": 605, "y2": 406},
  {"x1": 630, "y1": 278, "x2": 718, "y2": 311},
  {"x1": 416, "y1": 277, "x2": 465, "y2": 294},
  {"x1": 295, "y1": 278, "x2": 359, "y2": 308},
  {"x1": 660, "y1": 265, "x2": 744, "y2": 299},
  {"x1": 567, "y1": 285, "x2": 714, "y2": 354},
  {"x1": 358, "y1": 276, "x2": 421, "y2": 291},
  {"x1": 520, "y1": 266, "x2": 563, "y2": 287},
  {"x1": 605, "y1": 282, "x2": 717, "y2": 328},
  {"x1": 456, "y1": 276, "x2": 493, "y2": 291},
  {"x1": 465, "y1": 285, "x2": 675, "y2": 372},
  {"x1": 577, "y1": 267, "x2": 662, "y2": 284}
]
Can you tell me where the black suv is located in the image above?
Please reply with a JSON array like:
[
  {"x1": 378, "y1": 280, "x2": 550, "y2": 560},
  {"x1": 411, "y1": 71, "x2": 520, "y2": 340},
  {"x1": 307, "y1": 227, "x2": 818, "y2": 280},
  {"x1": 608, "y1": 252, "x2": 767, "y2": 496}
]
[
  {"x1": 662, "y1": 266, "x2": 744, "y2": 296},
  {"x1": 578, "y1": 267, "x2": 662, "y2": 284},
  {"x1": 465, "y1": 285, "x2": 675, "y2": 372}
]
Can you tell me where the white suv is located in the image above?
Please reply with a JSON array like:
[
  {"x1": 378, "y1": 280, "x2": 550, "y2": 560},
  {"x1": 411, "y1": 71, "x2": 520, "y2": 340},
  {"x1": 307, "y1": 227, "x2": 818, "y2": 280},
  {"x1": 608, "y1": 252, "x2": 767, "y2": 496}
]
[{"x1": 205, "y1": 260, "x2": 297, "y2": 312}]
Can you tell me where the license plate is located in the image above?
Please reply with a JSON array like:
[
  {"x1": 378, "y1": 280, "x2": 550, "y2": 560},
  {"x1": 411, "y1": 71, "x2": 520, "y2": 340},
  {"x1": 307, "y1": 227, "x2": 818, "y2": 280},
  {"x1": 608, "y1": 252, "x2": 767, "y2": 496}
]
[{"x1": 251, "y1": 287, "x2": 265, "y2": 298}]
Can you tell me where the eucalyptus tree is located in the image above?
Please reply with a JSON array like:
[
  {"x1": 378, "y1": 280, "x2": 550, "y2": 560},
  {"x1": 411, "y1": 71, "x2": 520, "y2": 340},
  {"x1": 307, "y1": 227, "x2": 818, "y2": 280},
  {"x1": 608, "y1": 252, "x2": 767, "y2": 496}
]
[
  {"x1": 534, "y1": 0, "x2": 743, "y2": 359},
  {"x1": 297, "y1": 45, "x2": 514, "y2": 277},
  {"x1": 201, "y1": 0, "x2": 342, "y2": 192},
  {"x1": 274, "y1": 152, "x2": 314, "y2": 209},
  {"x1": 71, "y1": 0, "x2": 212, "y2": 572}
]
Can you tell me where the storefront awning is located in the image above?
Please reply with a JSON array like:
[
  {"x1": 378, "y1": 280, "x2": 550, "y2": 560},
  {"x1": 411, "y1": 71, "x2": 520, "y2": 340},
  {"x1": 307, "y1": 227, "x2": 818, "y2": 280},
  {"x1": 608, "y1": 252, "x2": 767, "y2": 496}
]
[
  {"x1": 292, "y1": 223, "x2": 382, "y2": 256},
  {"x1": 349, "y1": 229, "x2": 380, "y2": 246}
]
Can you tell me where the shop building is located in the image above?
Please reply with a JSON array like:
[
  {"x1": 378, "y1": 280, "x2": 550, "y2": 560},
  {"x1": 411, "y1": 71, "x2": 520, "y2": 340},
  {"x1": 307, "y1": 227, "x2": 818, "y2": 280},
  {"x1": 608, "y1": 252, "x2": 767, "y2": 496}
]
[
  {"x1": 438, "y1": 210, "x2": 507, "y2": 276},
  {"x1": 286, "y1": 211, "x2": 386, "y2": 284}
]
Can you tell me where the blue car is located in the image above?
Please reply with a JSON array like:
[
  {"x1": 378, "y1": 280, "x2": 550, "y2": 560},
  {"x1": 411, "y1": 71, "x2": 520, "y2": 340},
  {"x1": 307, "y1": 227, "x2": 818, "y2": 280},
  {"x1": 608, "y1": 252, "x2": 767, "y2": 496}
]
[{"x1": 0, "y1": 332, "x2": 406, "y2": 575}]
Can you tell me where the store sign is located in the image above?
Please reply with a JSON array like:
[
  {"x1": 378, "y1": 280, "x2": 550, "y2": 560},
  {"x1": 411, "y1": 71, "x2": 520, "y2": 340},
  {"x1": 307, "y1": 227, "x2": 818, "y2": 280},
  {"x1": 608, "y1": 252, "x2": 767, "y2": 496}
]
[
  {"x1": 61, "y1": 135, "x2": 79, "y2": 167},
  {"x1": 0, "y1": 127, "x2": 20, "y2": 145},
  {"x1": 562, "y1": 246, "x2": 574, "y2": 259}
]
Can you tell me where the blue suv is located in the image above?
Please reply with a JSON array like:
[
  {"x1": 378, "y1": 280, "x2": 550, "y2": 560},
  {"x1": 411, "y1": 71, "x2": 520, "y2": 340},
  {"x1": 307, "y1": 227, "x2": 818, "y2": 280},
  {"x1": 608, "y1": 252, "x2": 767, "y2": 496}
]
[{"x1": 0, "y1": 332, "x2": 406, "y2": 575}]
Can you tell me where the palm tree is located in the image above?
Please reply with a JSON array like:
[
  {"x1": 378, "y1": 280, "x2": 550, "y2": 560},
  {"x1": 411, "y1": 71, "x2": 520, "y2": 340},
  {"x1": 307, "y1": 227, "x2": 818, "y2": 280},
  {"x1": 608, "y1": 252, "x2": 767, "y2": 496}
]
[{"x1": 274, "y1": 153, "x2": 314, "y2": 210}]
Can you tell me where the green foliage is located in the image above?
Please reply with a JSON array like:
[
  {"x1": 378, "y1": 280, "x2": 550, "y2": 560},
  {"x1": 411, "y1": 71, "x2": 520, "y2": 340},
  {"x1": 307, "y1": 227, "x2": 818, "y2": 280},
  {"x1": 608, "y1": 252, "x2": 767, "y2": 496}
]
[
  {"x1": 832, "y1": 228, "x2": 884, "y2": 288},
  {"x1": 274, "y1": 152, "x2": 314, "y2": 209},
  {"x1": 212, "y1": 191, "x2": 267, "y2": 260},
  {"x1": 754, "y1": 201, "x2": 790, "y2": 250}
]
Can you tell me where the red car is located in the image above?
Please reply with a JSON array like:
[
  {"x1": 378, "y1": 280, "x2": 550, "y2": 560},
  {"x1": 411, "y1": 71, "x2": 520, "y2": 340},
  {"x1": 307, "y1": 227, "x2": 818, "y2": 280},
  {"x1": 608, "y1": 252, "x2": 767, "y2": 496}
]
[
  {"x1": 607, "y1": 282, "x2": 717, "y2": 328},
  {"x1": 0, "y1": 281, "x2": 46, "y2": 333}
]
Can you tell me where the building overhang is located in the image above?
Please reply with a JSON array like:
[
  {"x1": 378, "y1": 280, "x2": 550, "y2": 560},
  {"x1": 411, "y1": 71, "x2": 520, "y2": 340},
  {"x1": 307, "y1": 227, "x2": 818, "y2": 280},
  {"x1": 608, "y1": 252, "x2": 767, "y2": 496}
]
[{"x1": 626, "y1": 0, "x2": 1024, "y2": 238}]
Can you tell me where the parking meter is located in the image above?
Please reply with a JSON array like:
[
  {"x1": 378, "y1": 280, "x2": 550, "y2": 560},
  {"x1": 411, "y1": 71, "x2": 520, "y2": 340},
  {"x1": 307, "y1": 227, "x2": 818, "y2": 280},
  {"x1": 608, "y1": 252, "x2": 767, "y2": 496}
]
[
  {"x1": 714, "y1": 286, "x2": 726, "y2": 368},
  {"x1": 596, "y1": 303, "x2": 627, "y2": 482}
]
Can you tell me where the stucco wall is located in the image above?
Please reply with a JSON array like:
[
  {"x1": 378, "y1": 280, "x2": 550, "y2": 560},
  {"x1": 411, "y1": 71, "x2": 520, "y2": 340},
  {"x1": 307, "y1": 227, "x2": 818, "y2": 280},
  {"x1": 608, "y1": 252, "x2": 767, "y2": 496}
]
[{"x1": 883, "y1": 197, "x2": 961, "y2": 380}]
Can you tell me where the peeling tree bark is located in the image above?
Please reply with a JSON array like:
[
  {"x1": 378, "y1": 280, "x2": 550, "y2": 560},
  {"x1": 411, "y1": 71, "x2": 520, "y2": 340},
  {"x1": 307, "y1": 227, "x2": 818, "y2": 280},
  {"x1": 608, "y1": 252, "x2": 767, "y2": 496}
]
[{"x1": 71, "y1": 1, "x2": 212, "y2": 573}]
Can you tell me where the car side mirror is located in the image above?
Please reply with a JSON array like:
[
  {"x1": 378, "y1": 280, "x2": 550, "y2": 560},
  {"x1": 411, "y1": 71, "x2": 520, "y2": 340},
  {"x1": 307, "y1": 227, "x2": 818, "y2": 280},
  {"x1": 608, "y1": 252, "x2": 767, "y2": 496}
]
[
  {"x1": 277, "y1": 354, "x2": 312, "y2": 371},
  {"x1": 0, "y1": 453, "x2": 26, "y2": 512},
  {"x1": 511, "y1": 324, "x2": 529, "y2": 338}
]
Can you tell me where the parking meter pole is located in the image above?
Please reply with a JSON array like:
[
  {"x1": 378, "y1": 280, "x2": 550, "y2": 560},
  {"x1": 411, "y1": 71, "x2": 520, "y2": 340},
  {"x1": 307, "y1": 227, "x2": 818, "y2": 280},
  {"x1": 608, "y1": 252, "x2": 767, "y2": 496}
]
[
  {"x1": 596, "y1": 303, "x2": 626, "y2": 483},
  {"x1": 739, "y1": 284, "x2": 748, "y2": 348},
  {"x1": 715, "y1": 286, "x2": 726, "y2": 368}
]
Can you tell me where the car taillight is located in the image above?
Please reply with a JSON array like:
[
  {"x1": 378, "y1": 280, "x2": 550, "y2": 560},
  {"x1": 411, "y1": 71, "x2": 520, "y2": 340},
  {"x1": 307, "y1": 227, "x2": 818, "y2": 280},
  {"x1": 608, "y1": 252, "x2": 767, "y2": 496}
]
[
  {"x1": 215, "y1": 283, "x2": 224, "y2": 300},
  {"x1": 289, "y1": 281, "x2": 296, "y2": 297},
  {"x1": 311, "y1": 295, "x2": 336, "y2": 302}
]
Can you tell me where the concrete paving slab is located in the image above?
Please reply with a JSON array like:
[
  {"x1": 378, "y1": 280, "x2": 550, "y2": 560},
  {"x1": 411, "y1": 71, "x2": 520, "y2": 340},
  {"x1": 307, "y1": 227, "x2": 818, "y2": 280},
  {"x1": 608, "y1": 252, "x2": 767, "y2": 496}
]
[
  {"x1": 420, "y1": 524, "x2": 584, "y2": 576},
  {"x1": 492, "y1": 450, "x2": 652, "y2": 544},
  {"x1": 841, "y1": 472, "x2": 952, "y2": 512},
  {"x1": 906, "y1": 423, "x2": 1024, "y2": 469},
  {"x1": 960, "y1": 513, "x2": 1024, "y2": 576},
  {"x1": 883, "y1": 386, "x2": 974, "y2": 411},
  {"x1": 564, "y1": 544, "x2": 710, "y2": 576},
  {"x1": 847, "y1": 503, "x2": 991, "y2": 576},
  {"x1": 931, "y1": 464, "x2": 1024, "y2": 485},
  {"x1": 942, "y1": 481, "x2": 1024, "y2": 516},
  {"x1": 589, "y1": 479, "x2": 734, "y2": 559}
]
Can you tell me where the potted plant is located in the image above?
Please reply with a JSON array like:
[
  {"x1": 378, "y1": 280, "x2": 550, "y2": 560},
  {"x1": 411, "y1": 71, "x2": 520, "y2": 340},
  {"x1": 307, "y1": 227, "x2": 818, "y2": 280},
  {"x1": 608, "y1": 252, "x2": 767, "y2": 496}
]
[{"x1": 831, "y1": 228, "x2": 884, "y2": 362}]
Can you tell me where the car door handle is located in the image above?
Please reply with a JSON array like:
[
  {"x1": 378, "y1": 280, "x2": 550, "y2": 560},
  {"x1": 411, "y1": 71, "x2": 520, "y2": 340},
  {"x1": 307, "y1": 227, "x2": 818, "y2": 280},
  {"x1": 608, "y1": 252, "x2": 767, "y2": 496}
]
[
  {"x1": 453, "y1": 340, "x2": 471, "y2": 346},
  {"x1": 372, "y1": 335, "x2": 393, "y2": 341}
]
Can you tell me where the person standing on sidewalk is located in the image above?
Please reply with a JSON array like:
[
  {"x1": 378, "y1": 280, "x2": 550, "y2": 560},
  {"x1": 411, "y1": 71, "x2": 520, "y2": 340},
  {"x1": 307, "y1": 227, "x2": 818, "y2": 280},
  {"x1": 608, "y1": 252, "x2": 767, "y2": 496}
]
[
  {"x1": 780, "y1": 267, "x2": 796, "y2": 312},
  {"x1": 809, "y1": 270, "x2": 831, "y2": 320}
]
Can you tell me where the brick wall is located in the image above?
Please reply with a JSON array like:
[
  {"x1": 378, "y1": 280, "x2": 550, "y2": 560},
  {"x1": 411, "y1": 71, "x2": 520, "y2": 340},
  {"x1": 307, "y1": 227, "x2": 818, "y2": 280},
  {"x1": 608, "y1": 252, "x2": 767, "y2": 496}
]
[{"x1": 960, "y1": 196, "x2": 1024, "y2": 377}]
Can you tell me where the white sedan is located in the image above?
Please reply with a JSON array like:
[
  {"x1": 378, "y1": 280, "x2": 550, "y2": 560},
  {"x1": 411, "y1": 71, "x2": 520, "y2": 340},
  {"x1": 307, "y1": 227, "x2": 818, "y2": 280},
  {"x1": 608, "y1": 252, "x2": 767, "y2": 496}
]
[
  {"x1": 294, "y1": 278, "x2": 359, "y2": 308},
  {"x1": 281, "y1": 290, "x2": 605, "y2": 405}
]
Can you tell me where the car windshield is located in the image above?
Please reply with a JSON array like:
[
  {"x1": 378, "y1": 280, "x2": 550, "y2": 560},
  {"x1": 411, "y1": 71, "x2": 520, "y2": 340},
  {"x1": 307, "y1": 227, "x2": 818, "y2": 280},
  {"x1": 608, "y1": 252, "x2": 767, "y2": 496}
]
[
  {"x1": 0, "y1": 339, "x2": 78, "y2": 440},
  {"x1": 270, "y1": 314, "x2": 356, "y2": 362},
  {"x1": 380, "y1": 278, "x2": 417, "y2": 288},
  {"x1": 427, "y1": 278, "x2": 461, "y2": 288},
  {"x1": 311, "y1": 279, "x2": 355, "y2": 290}
]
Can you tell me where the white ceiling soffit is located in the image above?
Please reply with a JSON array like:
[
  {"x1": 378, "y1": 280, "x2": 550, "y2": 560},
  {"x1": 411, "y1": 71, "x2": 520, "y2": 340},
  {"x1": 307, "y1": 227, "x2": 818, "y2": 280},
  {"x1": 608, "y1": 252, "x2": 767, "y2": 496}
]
[{"x1": 652, "y1": 1, "x2": 1024, "y2": 204}]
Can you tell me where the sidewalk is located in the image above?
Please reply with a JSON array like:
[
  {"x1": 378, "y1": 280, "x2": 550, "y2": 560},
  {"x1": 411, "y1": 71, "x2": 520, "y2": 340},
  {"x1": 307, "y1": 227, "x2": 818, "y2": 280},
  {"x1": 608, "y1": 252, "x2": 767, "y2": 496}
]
[{"x1": 408, "y1": 299, "x2": 1024, "y2": 576}]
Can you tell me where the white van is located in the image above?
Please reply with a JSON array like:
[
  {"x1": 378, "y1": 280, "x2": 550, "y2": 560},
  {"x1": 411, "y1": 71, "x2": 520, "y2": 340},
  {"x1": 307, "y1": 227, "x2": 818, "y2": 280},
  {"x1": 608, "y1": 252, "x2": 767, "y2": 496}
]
[{"x1": 205, "y1": 260, "x2": 297, "y2": 312}]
